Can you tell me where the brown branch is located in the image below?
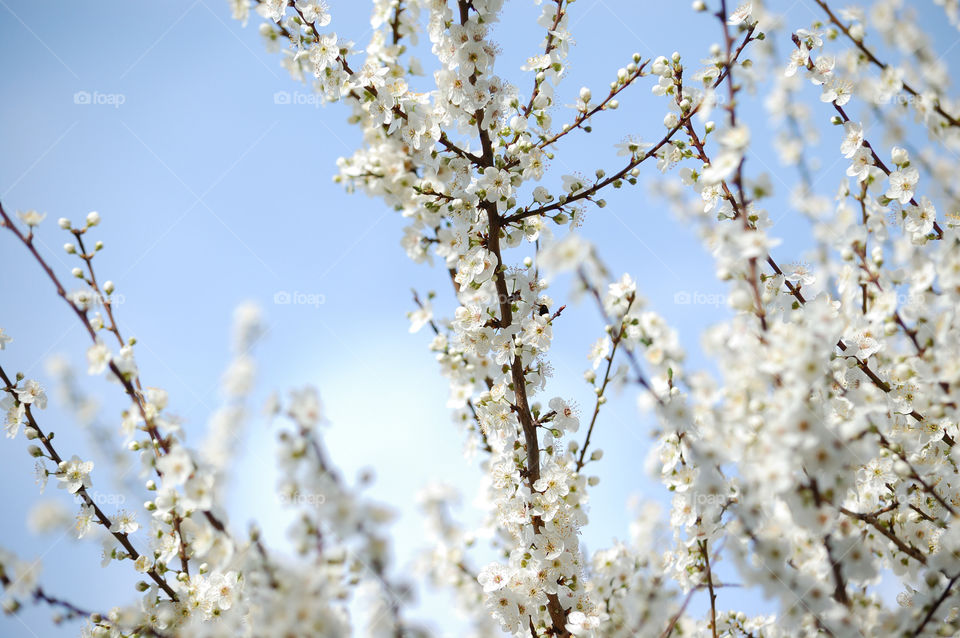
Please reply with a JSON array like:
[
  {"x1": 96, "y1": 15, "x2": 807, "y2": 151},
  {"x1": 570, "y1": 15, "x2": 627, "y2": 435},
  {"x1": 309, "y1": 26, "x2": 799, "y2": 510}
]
[
  {"x1": 790, "y1": 34, "x2": 943, "y2": 239},
  {"x1": 503, "y1": 24, "x2": 756, "y2": 225},
  {"x1": 0, "y1": 202, "x2": 227, "y2": 560},
  {"x1": 0, "y1": 365, "x2": 178, "y2": 601},
  {"x1": 698, "y1": 539, "x2": 719, "y2": 638},
  {"x1": 575, "y1": 293, "x2": 635, "y2": 471},
  {"x1": 910, "y1": 573, "x2": 960, "y2": 637},
  {"x1": 838, "y1": 506, "x2": 927, "y2": 565}
]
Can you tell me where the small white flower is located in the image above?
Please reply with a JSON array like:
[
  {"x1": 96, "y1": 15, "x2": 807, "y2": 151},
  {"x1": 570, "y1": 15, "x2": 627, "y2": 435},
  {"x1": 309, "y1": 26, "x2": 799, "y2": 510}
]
[
  {"x1": 840, "y1": 122, "x2": 863, "y2": 158},
  {"x1": 87, "y1": 341, "x2": 111, "y2": 375},
  {"x1": 701, "y1": 150, "x2": 740, "y2": 185},
  {"x1": 478, "y1": 563, "x2": 509, "y2": 592},
  {"x1": 408, "y1": 303, "x2": 432, "y2": 334},
  {"x1": 904, "y1": 197, "x2": 936, "y2": 238},
  {"x1": 718, "y1": 125, "x2": 750, "y2": 151},
  {"x1": 479, "y1": 167, "x2": 513, "y2": 201},
  {"x1": 289, "y1": 386, "x2": 323, "y2": 428},
  {"x1": 256, "y1": 0, "x2": 286, "y2": 22},
  {"x1": 157, "y1": 446, "x2": 193, "y2": 486},
  {"x1": 110, "y1": 345, "x2": 138, "y2": 380},
  {"x1": 57, "y1": 455, "x2": 93, "y2": 494},
  {"x1": 16, "y1": 380, "x2": 47, "y2": 409},
  {"x1": 134, "y1": 554, "x2": 153, "y2": 573},
  {"x1": 561, "y1": 174, "x2": 586, "y2": 194},
  {"x1": 309, "y1": 33, "x2": 340, "y2": 74},
  {"x1": 587, "y1": 336, "x2": 611, "y2": 370},
  {"x1": 785, "y1": 43, "x2": 809, "y2": 77},
  {"x1": 615, "y1": 138, "x2": 652, "y2": 158},
  {"x1": 532, "y1": 186, "x2": 552, "y2": 203},
  {"x1": 16, "y1": 210, "x2": 46, "y2": 226},
  {"x1": 727, "y1": 3, "x2": 753, "y2": 25},
  {"x1": 891, "y1": 146, "x2": 909, "y2": 167},
  {"x1": 109, "y1": 509, "x2": 139, "y2": 535},
  {"x1": 821, "y1": 78, "x2": 853, "y2": 106},
  {"x1": 296, "y1": 0, "x2": 330, "y2": 26},
  {"x1": 784, "y1": 263, "x2": 815, "y2": 287},
  {"x1": 538, "y1": 234, "x2": 590, "y2": 277},
  {"x1": 852, "y1": 330, "x2": 882, "y2": 359},
  {"x1": 846, "y1": 147, "x2": 873, "y2": 182},
  {"x1": 549, "y1": 397, "x2": 580, "y2": 433},
  {"x1": 75, "y1": 504, "x2": 96, "y2": 538},
  {"x1": 886, "y1": 167, "x2": 919, "y2": 205},
  {"x1": 3, "y1": 396, "x2": 25, "y2": 438}
]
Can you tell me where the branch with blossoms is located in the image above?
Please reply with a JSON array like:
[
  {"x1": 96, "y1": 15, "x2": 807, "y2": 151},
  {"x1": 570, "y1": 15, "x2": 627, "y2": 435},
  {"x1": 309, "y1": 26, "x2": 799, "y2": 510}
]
[
  {"x1": 811, "y1": 0, "x2": 960, "y2": 131},
  {"x1": 0, "y1": 363, "x2": 179, "y2": 608},
  {"x1": 8, "y1": 0, "x2": 960, "y2": 636},
  {"x1": 237, "y1": 0, "x2": 960, "y2": 634},
  {"x1": 502, "y1": 23, "x2": 758, "y2": 227}
]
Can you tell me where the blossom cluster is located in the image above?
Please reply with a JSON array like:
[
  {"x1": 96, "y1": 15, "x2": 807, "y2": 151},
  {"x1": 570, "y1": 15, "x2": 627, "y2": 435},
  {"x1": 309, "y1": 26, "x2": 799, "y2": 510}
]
[{"x1": 3, "y1": 0, "x2": 960, "y2": 637}]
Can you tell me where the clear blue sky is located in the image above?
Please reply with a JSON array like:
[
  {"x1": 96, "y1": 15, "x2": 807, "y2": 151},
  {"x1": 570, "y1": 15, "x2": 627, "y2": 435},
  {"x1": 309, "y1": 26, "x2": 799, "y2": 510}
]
[{"x1": 1, "y1": 1, "x2": 959, "y2": 635}]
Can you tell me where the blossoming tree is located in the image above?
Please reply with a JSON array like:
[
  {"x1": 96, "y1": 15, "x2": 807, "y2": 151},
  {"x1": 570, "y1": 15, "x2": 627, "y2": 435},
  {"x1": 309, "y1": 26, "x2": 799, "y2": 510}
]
[{"x1": 3, "y1": 0, "x2": 960, "y2": 635}]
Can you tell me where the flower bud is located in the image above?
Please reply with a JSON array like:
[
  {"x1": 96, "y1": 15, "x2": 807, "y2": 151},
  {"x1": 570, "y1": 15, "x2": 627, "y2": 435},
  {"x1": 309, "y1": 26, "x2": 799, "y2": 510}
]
[
  {"x1": 86, "y1": 211, "x2": 100, "y2": 226},
  {"x1": 891, "y1": 146, "x2": 909, "y2": 166},
  {"x1": 58, "y1": 218, "x2": 71, "y2": 229}
]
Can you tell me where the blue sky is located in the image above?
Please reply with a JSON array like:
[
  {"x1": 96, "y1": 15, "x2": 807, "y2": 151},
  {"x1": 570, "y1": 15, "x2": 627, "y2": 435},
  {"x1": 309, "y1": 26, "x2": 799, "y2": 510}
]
[{"x1": 2, "y1": 0, "x2": 959, "y2": 635}]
